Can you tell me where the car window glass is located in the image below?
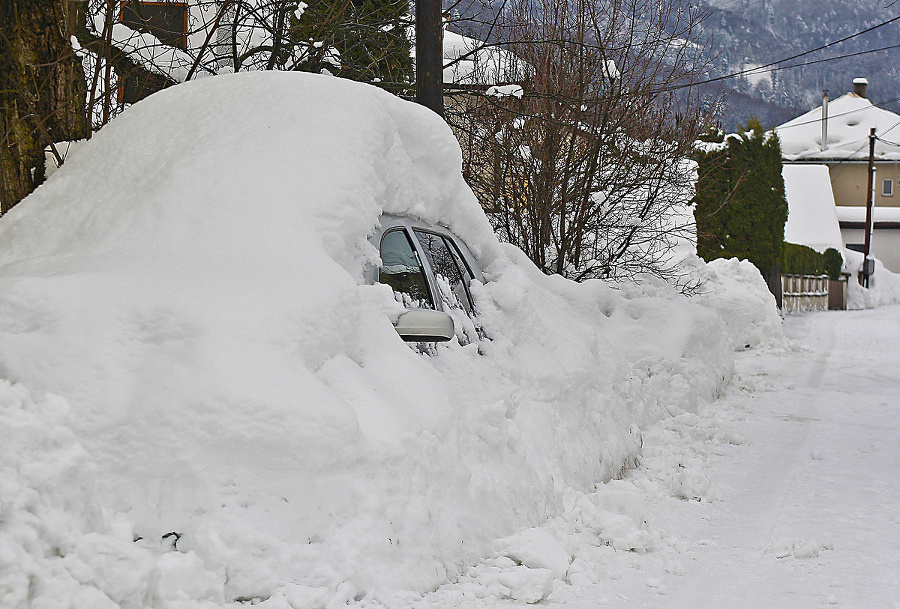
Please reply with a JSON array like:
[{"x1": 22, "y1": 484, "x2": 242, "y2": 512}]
[
  {"x1": 445, "y1": 236, "x2": 475, "y2": 281},
  {"x1": 379, "y1": 229, "x2": 434, "y2": 309},
  {"x1": 413, "y1": 229, "x2": 474, "y2": 315}
]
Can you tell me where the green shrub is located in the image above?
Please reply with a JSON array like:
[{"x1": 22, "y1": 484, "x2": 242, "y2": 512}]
[
  {"x1": 824, "y1": 248, "x2": 844, "y2": 281},
  {"x1": 780, "y1": 244, "x2": 845, "y2": 279},
  {"x1": 781, "y1": 242, "x2": 825, "y2": 275}
]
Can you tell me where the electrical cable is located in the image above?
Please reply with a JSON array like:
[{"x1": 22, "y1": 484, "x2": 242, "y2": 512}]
[
  {"x1": 804, "y1": 119, "x2": 900, "y2": 171},
  {"x1": 659, "y1": 13, "x2": 900, "y2": 92},
  {"x1": 743, "y1": 43, "x2": 900, "y2": 78}
]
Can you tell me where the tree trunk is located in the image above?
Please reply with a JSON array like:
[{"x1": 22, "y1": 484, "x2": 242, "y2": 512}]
[
  {"x1": 1, "y1": 0, "x2": 88, "y2": 213},
  {"x1": 764, "y1": 267, "x2": 783, "y2": 310}
]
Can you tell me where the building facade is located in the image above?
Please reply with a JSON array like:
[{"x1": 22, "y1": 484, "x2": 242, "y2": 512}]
[{"x1": 776, "y1": 79, "x2": 900, "y2": 272}]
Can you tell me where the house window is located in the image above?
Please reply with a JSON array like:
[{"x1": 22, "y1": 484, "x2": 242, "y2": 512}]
[
  {"x1": 118, "y1": 1, "x2": 188, "y2": 104},
  {"x1": 883, "y1": 178, "x2": 894, "y2": 197}
]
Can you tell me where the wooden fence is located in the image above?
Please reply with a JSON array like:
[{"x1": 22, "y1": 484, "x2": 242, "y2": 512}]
[
  {"x1": 782, "y1": 275, "x2": 829, "y2": 313},
  {"x1": 781, "y1": 274, "x2": 849, "y2": 313}
]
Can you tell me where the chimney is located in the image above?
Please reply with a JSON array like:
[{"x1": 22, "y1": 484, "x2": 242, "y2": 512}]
[
  {"x1": 853, "y1": 77, "x2": 868, "y2": 98},
  {"x1": 821, "y1": 90, "x2": 829, "y2": 151}
]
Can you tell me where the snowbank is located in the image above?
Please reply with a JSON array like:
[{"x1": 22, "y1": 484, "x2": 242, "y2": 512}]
[
  {"x1": 842, "y1": 248, "x2": 900, "y2": 308},
  {"x1": 0, "y1": 72, "x2": 777, "y2": 608},
  {"x1": 688, "y1": 257, "x2": 786, "y2": 350}
]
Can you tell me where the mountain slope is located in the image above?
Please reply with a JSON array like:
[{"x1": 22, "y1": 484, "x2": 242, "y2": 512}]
[{"x1": 700, "y1": 0, "x2": 900, "y2": 128}]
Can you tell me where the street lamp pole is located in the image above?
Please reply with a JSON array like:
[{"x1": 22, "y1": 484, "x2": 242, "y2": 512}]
[{"x1": 862, "y1": 127, "x2": 876, "y2": 288}]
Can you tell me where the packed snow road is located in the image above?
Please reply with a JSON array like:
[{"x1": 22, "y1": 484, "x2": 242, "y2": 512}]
[
  {"x1": 619, "y1": 306, "x2": 900, "y2": 609},
  {"x1": 420, "y1": 306, "x2": 900, "y2": 609}
]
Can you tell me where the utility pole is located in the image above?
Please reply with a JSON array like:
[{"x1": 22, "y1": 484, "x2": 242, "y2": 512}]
[
  {"x1": 415, "y1": 0, "x2": 444, "y2": 117},
  {"x1": 862, "y1": 126, "x2": 876, "y2": 288}
]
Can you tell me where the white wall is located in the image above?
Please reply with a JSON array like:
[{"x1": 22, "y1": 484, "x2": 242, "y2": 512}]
[{"x1": 840, "y1": 227, "x2": 900, "y2": 273}]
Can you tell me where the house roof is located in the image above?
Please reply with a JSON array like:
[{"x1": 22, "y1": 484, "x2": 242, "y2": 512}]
[
  {"x1": 782, "y1": 164, "x2": 844, "y2": 252},
  {"x1": 776, "y1": 92, "x2": 900, "y2": 162},
  {"x1": 442, "y1": 30, "x2": 523, "y2": 87}
]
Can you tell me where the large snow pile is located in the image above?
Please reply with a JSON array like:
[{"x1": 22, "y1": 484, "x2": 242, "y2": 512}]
[
  {"x1": 678, "y1": 257, "x2": 785, "y2": 350},
  {"x1": 0, "y1": 72, "x2": 778, "y2": 608}
]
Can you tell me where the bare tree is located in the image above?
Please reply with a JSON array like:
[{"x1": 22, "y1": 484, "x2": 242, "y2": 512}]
[{"x1": 446, "y1": 0, "x2": 718, "y2": 282}]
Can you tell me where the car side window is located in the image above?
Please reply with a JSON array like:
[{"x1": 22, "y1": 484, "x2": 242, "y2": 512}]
[
  {"x1": 412, "y1": 229, "x2": 475, "y2": 315},
  {"x1": 379, "y1": 229, "x2": 434, "y2": 309}
]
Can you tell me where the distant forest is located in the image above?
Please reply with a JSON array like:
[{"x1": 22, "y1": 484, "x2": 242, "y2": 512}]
[{"x1": 697, "y1": 0, "x2": 900, "y2": 130}]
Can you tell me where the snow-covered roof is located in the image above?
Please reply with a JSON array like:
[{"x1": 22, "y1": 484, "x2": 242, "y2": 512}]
[
  {"x1": 834, "y1": 205, "x2": 900, "y2": 224},
  {"x1": 108, "y1": 23, "x2": 212, "y2": 83},
  {"x1": 442, "y1": 30, "x2": 523, "y2": 87},
  {"x1": 782, "y1": 164, "x2": 844, "y2": 251},
  {"x1": 776, "y1": 92, "x2": 900, "y2": 161}
]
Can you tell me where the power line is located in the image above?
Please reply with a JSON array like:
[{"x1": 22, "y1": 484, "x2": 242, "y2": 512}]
[
  {"x1": 834, "y1": 117, "x2": 900, "y2": 150},
  {"x1": 661, "y1": 13, "x2": 900, "y2": 92},
  {"x1": 799, "y1": 119, "x2": 900, "y2": 166},
  {"x1": 743, "y1": 42, "x2": 900, "y2": 79}
]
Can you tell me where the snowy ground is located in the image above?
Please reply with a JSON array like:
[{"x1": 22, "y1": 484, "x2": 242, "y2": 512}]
[{"x1": 415, "y1": 306, "x2": 900, "y2": 609}]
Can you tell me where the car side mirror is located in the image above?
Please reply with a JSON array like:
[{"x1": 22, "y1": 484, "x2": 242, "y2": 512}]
[{"x1": 394, "y1": 308, "x2": 455, "y2": 342}]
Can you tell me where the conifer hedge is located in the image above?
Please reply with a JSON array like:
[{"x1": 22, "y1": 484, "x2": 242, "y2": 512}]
[
  {"x1": 780, "y1": 243, "x2": 846, "y2": 279},
  {"x1": 693, "y1": 119, "x2": 789, "y2": 289},
  {"x1": 781, "y1": 242, "x2": 825, "y2": 275}
]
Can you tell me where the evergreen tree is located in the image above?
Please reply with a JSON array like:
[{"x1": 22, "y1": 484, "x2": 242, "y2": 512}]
[
  {"x1": 290, "y1": 0, "x2": 413, "y2": 96},
  {"x1": 693, "y1": 118, "x2": 788, "y2": 291}
]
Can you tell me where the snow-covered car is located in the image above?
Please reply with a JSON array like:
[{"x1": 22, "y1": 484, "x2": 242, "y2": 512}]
[
  {"x1": 0, "y1": 71, "x2": 744, "y2": 606},
  {"x1": 371, "y1": 214, "x2": 484, "y2": 342}
]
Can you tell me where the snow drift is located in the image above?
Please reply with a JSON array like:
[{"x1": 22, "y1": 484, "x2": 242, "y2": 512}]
[
  {"x1": 842, "y1": 248, "x2": 900, "y2": 309},
  {"x1": 0, "y1": 71, "x2": 774, "y2": 607}
]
